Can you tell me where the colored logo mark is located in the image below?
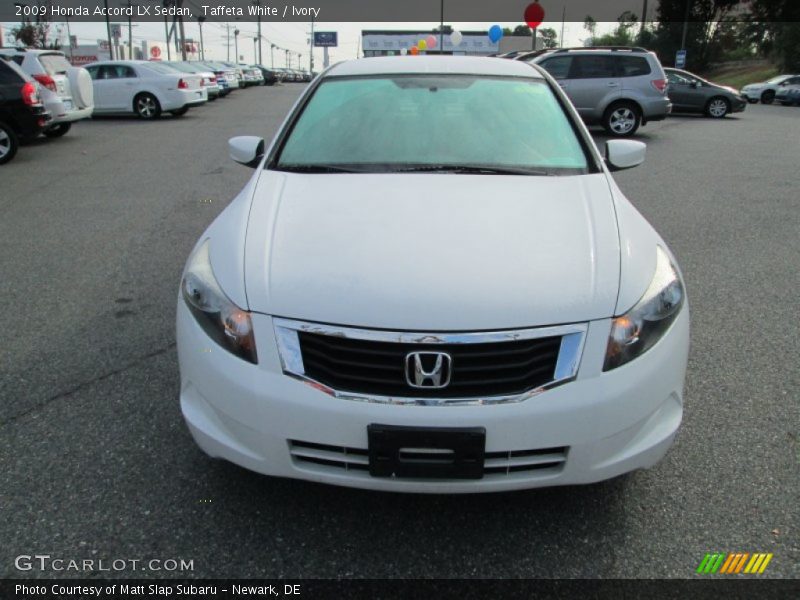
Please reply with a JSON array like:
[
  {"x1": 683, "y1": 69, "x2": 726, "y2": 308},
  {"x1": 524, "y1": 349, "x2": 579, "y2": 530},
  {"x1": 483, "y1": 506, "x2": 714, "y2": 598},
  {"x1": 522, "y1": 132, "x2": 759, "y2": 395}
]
[{"x1": 696, "y1": 552, "x2": 773, "y2": 574}]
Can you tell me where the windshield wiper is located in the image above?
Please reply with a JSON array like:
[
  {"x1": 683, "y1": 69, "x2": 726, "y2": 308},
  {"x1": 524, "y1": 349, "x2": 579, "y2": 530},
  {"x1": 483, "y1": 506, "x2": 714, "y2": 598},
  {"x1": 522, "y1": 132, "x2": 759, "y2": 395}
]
[
  {"x1": 275, "y1": 164, "x2": 371, "y2": 173},
  {"x1": 386, "y1": 164, "x2": 554, "y2": 176},
  {"x1": 275, "y1": 164, "x2": 556, "y2": 176}
]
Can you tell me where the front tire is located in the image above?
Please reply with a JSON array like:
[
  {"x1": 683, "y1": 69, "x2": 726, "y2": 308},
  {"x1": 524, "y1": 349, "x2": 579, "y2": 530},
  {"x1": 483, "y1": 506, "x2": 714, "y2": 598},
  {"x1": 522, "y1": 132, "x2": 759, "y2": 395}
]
[
  {"x1": 761, "y1": 90, "x2": 775, "y2": 104},
  {"x1": 170, "y1": 106, "x2": 189, "y2": 117},
  {"x1": 603, "y1": 102, "x2": 641, "y2": 137},
  {"x1": 134, "y1": 93, "x2": 161, "y2": 119},
  {"x1": 0, "y1": 121, "x2": 19, "y2": 165},
  {"x1": 705, "y1": 97, "x2": 730, "y2": 118},
  {"x1": 44, "y1": 122, "x2": 72, "y2": 137}
]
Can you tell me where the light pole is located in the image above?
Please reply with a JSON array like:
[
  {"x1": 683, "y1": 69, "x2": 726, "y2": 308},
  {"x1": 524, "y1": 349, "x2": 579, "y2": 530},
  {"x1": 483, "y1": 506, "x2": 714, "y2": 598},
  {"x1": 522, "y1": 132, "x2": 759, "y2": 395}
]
[
  {"x1": 234, "y1": 28, "x2": 239, "y2": 62},
  {"x1": 164, "y1": 1, "x2": 171, "y2": 60},
  {"x1": 270, "y1": 44, "x2": 275, "y2": 68},
  {"x1": 439, "y1": 0, "x2": 444, "y2": 54},
  {"x1": 103, "y1": 0, "x2": 114, "y2": 59},
  {"x1": 65, "y1": 15, "x2": 73, "y2": 59},
  {"x1": 253, "y1": 1, "x2": 262, "y2": 64},
  {"x1": 253, "y1": 37, "x2": 257, "y2": 63},
  {"x1": 309, "y1": 16, "x2": 314, "y2": 74},
  {"x1": 285, "y1": 49, "x2": 289, "y2": 68},
  {"x1": 198, "y1": 16, "x2": 205, "y2": 60},
  {"x1": 640, "y1": 0, "x2": 648, "y2": 43},
  {"x1": 680, "y1": 0, "x2": 691, "y2": 52}
]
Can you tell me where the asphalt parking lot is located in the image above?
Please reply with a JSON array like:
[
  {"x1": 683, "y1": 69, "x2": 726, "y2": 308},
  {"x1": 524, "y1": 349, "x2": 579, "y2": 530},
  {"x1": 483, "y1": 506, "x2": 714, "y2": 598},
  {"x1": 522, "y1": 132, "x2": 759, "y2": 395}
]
[{"x1": 1, "y1": 86, "x2": 798, "y2": 579}]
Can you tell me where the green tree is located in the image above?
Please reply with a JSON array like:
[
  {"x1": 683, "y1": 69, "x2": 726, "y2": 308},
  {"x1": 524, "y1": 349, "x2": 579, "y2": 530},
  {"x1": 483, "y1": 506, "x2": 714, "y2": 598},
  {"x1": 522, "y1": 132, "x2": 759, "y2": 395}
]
[
  {"x1": 749, "y1": 0, "x2": 800, "y2": 71},
  {"x1": 583, "y1": 15, "x2": 597, "y2": 41},
  {"x1": 593, "y1": 11, "x2": 640, "y2": 46},
  {"x1": 514, "y1": 25, "x2": 532, "y2": 36},
  {"x1": 539, "y1": 27, "x2": 558, "y2": 49},
  {"x1": 647, "y1": 0, "x2": 740, "y2": 71}
]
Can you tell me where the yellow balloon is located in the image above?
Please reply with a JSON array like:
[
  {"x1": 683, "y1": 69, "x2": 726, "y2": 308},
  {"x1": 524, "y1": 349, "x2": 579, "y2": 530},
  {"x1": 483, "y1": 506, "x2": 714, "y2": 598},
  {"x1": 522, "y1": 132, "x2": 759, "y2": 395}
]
[{"x1": 418, "y1": 39, "x2": 427, "y2": 50}]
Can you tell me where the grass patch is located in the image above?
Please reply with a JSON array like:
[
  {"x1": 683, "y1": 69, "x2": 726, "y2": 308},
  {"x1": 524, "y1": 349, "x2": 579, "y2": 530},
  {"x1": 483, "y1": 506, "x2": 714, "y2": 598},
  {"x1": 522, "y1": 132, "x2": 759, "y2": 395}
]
[{"x1": 701, "y1": 63, "x2": 780, "y2": 90}]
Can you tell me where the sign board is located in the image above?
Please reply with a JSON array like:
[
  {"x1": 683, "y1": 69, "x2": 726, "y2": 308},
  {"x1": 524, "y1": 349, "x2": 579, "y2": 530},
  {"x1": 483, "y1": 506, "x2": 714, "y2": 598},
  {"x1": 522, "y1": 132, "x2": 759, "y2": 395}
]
[
  {"x1": 675, "y1": 49, "x2": 687, "y2": 68},
  {"x1": 314, "y1": 32, "x2": 337, "y2": 47},
  {"x1": 69, "y1": 35, "x2": 78, "y2": 49},
  {"x1": 98, "y1": 39, "x2": 110, "y2": 51},
  {"x1": 150, "y1": 46, "x2": 161, "y2": 59},
  {"x1": 111, "y1": 24, "x2": 122, "y2": 40},
  {"x1": 361, "y1": 33, "x2": 499, "y2": 54}
]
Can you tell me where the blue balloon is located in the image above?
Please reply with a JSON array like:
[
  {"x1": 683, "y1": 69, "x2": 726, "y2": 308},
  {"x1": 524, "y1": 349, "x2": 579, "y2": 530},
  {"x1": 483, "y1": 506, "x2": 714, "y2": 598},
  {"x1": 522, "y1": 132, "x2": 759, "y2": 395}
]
[{"x1": 488, "y1": 25, "x2": 503, "y2": 43}]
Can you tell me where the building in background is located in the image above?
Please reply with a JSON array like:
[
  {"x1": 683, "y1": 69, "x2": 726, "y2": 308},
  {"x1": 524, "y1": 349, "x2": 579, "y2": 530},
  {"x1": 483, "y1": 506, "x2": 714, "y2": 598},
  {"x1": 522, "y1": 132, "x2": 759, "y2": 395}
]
[
  {"x1": 362, "y1": 30, "x2": 499, "y2": 57},
  {"x1": 361, "y1": 30, "x2": 544, "y2": 57}
]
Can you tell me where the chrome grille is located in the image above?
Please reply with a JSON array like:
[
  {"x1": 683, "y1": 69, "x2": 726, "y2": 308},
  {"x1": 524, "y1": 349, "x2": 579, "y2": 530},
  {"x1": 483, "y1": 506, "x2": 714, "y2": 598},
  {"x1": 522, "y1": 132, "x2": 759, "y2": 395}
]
[{"x1": 274, "y1": 318, "x2": 587, "y2": 406}]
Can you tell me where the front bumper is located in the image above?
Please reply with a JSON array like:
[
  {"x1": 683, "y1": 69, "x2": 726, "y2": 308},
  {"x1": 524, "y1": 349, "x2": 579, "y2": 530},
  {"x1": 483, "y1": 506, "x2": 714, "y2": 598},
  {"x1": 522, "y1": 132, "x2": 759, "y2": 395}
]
[
  {"x1": 177, "y1": 302, "x2": 689, "y2": 493},
  {"x1": 732, "y1": 97, "x2": 747, "y2": 112}
]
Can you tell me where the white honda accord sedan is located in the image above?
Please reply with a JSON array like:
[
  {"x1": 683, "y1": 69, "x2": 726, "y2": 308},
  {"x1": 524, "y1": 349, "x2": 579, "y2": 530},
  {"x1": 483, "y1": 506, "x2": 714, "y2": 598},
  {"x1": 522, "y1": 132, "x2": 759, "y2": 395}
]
[{"x1": 177, "y1": 56, "x2": 689, "y2": 493}]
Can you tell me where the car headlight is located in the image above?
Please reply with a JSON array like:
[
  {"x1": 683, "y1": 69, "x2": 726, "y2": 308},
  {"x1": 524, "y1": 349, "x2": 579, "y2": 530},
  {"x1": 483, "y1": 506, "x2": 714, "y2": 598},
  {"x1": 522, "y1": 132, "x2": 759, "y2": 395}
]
[
  {"x1": 604, "y1": 246, "x2": 684, "y2": 371},
  {"x1": 181, "y1": 240, "x2": 258, "y2": 364}
]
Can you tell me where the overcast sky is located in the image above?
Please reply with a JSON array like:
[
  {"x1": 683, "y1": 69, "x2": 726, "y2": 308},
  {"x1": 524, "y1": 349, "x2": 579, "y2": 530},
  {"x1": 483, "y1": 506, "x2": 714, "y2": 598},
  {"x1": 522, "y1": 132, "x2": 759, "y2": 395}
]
[{"x1": 1, "y1": 20, "x2": 619, "y2": 67}]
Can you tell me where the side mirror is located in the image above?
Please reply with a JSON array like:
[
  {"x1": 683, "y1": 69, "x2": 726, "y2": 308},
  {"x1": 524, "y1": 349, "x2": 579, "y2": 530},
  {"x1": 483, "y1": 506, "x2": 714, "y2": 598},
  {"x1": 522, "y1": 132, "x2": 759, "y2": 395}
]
[
  {"x1": 605, "y1": 140, "x2": 646, "y2": 171},
  {"x1": 229, "y1": 136, "x2": 265, "y2": 168}
]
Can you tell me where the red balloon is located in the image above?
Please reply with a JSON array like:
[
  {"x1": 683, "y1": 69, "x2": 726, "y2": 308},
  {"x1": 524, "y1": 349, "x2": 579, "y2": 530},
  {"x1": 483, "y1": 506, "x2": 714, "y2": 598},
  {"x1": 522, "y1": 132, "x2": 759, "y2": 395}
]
[
  {"x1": 410, "y1": 46, "x2": 419, "y2": 56},
  {"x1": 524, "y1": 2, "x2": 545, "y2": 29}
]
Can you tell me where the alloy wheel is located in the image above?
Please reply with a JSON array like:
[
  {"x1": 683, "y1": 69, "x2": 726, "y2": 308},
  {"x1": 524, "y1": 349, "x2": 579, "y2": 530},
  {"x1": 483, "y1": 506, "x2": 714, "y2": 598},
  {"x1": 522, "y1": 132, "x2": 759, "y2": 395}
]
[
  {"x1": 137, "y1": 97, "x2": 157, "y2": 118},
  {"x1": 708, "y1": 99, "x2": 728, "y2": 117},
  {"x1": 610, "y1": 108, "x2": 636, "y2": 135},
  {"x1": 0, "y1": 129, "x2": 10, "y2": 158}
]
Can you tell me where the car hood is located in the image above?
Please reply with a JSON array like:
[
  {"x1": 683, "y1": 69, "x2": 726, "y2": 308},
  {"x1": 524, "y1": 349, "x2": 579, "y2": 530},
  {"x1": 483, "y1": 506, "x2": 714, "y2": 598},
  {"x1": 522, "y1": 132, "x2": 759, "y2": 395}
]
[{"x1": 243, "y1": 172, "x2": 621, "y2": 330}]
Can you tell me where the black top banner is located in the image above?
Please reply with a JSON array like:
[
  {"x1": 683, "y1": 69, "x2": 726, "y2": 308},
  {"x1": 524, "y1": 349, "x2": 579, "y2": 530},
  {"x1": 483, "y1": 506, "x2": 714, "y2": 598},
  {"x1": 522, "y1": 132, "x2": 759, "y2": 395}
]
[{"x1": 0, "y1": 0, "x2": 797, "y2": 23}]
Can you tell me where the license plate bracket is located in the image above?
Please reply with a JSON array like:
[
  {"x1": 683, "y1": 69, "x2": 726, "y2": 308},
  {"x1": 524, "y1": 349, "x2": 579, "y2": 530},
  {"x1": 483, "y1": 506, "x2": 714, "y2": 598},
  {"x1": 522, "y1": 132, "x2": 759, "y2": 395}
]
[{"x1": 368, "y1": 424, "x2": 485, "y2": 479}]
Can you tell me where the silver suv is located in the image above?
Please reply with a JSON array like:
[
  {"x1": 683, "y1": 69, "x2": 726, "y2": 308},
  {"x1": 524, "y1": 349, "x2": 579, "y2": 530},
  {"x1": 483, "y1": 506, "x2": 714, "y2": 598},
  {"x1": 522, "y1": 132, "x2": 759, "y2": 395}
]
[{"x1": 518, "y1": 46, "x2": 671, "y2": 136}]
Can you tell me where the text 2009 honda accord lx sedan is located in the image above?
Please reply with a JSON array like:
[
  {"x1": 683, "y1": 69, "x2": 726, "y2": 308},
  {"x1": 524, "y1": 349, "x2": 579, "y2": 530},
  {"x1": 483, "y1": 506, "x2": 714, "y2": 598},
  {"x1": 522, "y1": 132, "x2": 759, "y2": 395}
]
[{"x1": 177, "y1": 57, "x2": 689, "y2": 493}]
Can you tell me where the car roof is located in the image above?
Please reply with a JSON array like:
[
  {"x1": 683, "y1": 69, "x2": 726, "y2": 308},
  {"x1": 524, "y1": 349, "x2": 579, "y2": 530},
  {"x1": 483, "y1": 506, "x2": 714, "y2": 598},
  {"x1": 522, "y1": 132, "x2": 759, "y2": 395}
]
[
  {"x1": 0, "y1": 48, "x2": 65, "y2": 56},
  {"x1": 326, "y1": 56, "x2": 543, "y2": 79}
]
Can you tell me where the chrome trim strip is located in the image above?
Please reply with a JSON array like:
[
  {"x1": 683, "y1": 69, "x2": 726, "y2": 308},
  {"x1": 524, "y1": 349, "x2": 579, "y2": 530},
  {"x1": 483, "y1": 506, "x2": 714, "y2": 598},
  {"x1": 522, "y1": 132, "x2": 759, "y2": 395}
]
[{"x1": 272, "y1": 317, "x2": 587, "y2": 406}]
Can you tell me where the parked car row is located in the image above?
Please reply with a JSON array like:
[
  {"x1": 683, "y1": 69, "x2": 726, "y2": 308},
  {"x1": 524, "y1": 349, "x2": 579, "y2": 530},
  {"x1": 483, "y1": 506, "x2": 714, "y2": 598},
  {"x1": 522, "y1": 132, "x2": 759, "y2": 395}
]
[
  {"x1": 272, "y1": 67, "x2": 313, "y2": 82},
  {"x1": 500, "y1": 46, "x2": 800, "y2": 135},
  {"x1": 0, "y1": 50, "x2": 290, "y2": 164}
]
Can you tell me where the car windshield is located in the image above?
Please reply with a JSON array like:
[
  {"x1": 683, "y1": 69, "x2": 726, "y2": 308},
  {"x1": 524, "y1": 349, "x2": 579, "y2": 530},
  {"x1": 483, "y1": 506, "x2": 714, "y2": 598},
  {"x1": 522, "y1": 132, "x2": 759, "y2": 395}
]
[
  {"x1": 39, "y1": 53, "x2": 71, "y2": 75},
  {"x1": 275, "y1": 75, "x2": 590, "y2": 175},
  {"x1": 146, "y1": 62, "x2": 179, "y2": 74}
]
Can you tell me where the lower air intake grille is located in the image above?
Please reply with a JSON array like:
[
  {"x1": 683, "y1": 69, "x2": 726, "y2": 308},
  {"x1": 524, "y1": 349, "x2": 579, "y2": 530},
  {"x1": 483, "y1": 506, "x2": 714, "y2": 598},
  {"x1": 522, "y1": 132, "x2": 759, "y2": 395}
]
[{"x1": 289, "y1": 441, "x2": 568, "y2": 477}]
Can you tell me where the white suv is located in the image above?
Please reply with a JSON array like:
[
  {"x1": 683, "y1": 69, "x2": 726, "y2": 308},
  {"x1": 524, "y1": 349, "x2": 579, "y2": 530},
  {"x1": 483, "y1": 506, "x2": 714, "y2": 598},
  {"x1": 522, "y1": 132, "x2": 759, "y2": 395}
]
[{"x1": 0, "y1": 49, "x2": 93, "y2": 137}]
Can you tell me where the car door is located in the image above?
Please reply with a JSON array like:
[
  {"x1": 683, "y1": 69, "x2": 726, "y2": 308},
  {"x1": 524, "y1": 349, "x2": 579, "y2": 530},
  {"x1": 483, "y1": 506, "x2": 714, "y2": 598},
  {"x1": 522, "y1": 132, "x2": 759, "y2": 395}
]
[
  {"x1": 105, "y1": 65, "x2": 138, "y2": 111},
  {"x1": 86, "y1": 65, "x2": 114, "y2": 111},
  {"x1": 564, "y1": 54, "x2": 621, "y2": 120},
  {"x1": 666, "y1": 70, "x2": 697, "y2": 110}
]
